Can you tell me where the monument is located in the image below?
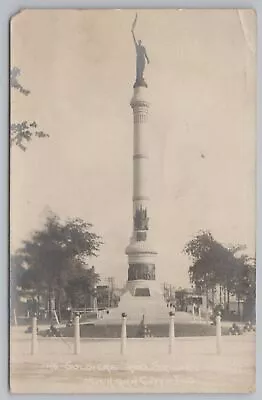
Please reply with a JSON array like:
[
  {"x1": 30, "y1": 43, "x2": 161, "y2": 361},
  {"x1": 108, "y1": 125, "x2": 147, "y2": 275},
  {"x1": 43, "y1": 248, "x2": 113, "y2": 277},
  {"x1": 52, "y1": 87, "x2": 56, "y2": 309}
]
[
  {"x1": 97, "y1": 15, "x2": 168, "y2": 325},
  {"x1": 125, "y1": 14, "x2": 159, "y2": 298},
  {"x1": 62, "y1": 16, "x2": 202, "y2": 338}
]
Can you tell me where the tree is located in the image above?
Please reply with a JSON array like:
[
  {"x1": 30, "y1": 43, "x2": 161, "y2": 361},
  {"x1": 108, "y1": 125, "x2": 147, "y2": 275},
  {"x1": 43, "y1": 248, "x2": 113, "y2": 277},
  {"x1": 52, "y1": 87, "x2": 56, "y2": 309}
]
[
  {"x1": 183, "y1": 230, "x2": 255, "y2": 315},
  {"x1": 184, "y1": 231, "x2": 222, "y2": 305},
  {"x1": 16, "y1": 212, "x2": 103, "y2": 320},
  {"x1": 10, "y1": 67, "x2": 49, "y2": 150},
  {"x1": 232, "y1": 255, "x2": 256, "y2": 316},
  {"x1": 65, "y1": 264, "x2": 99, "y2": 309},
  {"x1": 10, "y1": 254, "x2": 27, "y2": 321}
]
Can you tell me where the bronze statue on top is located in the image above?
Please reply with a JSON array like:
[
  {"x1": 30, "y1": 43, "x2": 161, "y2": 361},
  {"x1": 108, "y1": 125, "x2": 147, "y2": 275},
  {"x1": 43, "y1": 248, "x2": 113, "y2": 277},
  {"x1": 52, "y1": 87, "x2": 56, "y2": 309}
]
[{"x1": 131, "y1": 13, "x2": 150, "y2": 88}]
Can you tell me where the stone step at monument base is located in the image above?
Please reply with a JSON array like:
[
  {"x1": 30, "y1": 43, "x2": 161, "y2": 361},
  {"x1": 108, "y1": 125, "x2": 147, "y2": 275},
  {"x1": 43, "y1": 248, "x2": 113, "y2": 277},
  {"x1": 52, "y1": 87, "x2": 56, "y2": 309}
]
[
  {"x1": 96, "y1": 279, "x2": 169, "y2": 325},
  {"x1": 98, "y1": 290, "x2": 170, "y2": 325}
]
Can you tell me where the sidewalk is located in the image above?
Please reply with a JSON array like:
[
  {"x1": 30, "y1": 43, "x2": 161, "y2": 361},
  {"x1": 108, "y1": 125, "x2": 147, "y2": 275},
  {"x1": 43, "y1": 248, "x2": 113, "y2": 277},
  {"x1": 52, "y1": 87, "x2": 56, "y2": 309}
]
[{"x1": 10, "y1": 328, "x2": 256, "y2": 393}]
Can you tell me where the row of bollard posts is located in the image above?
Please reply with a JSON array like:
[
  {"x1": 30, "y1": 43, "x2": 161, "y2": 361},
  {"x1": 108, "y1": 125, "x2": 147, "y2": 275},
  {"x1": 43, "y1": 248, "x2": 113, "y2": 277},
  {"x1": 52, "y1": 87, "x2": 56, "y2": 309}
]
[
  {"x1": 120, "y1": 311, "x2": 176, "y2": 356},
  {"x1": 30, "y1": 314, "x2": 81, "y2": 356},
  {"x1": 30, "y1": 311, "x2": 222, "y2": 356}
]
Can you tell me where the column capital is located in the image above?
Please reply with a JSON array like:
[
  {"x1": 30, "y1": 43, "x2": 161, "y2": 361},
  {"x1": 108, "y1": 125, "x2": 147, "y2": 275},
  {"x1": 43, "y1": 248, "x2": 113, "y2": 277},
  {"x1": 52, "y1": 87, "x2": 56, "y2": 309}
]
[
  {"x1": 130, "y1": 99, "x2": 150, "y2": 109},
  {"x1": 130, "y1": 86, "x2": 150, "y2": 109}
]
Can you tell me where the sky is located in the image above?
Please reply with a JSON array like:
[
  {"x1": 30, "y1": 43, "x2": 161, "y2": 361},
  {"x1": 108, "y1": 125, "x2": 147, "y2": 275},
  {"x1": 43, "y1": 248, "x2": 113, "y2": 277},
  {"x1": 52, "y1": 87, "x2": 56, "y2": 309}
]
[{"x1": 10, "y1": 9, "x2": 256, "y2": 288}]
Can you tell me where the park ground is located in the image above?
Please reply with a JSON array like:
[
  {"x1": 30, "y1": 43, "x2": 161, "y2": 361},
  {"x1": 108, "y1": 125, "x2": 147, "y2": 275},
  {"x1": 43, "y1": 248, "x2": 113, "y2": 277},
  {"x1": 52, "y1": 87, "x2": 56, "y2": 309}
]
[{"x1": 10, "y1": 326, "x2": 255, "y2": 394}]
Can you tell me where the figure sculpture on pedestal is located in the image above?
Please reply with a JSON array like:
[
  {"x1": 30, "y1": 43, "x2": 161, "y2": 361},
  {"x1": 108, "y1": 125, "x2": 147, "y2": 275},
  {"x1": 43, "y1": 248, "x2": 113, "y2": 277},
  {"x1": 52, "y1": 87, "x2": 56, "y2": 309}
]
[
  {"x1": 133, "y1": 206, "x2": 149, "y2": 231},
  {"x1": 131, "y1": 13, "x2": 150, "y2": 87}
]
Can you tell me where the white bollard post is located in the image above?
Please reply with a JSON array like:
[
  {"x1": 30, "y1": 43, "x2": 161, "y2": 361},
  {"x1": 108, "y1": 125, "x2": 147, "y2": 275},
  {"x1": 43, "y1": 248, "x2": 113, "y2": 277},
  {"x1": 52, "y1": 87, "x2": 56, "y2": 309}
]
[
  {"x1": 13, "y1": 308, "x2": 18, "y2": 326},
  {"x1": 168, "y1": 311, "x2": 175, "y2": 354},
  {"x1": 74, "y1": 314, "x2": 80, "y2": 355},
  {"x1": 120, "y1": 312, "x2": 127, "y2": 355},
  {"x1": 192, "y1": 303, "x2": 195, "y2": 321},
  {"x1": 216, "y1": 313, "x2": 222, "y2": 355},
  {"x1": 31, "y1": 315, "x2": 38, "y2": 355}
]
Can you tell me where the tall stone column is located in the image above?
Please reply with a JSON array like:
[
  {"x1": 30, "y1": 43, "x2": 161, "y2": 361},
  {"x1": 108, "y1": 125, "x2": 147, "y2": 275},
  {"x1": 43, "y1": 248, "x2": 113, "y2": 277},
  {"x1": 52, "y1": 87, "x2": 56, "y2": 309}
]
[{"x1": 125, "y1": 85, "x2": 157, "y2": 296}]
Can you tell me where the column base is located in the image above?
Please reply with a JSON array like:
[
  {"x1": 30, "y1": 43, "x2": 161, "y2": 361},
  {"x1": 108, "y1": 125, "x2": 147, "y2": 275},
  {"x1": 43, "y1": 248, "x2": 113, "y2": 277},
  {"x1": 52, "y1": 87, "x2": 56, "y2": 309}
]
[{"x1": 126, "y1": 279, "x2": 163, "y2": 297}]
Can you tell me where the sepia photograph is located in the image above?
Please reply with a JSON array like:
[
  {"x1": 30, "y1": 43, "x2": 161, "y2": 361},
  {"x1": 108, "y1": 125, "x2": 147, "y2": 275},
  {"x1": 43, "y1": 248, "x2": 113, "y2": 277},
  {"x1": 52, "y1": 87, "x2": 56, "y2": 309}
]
[{"x1": 10, "y1": 9, "x2": 256, "y2": 393}]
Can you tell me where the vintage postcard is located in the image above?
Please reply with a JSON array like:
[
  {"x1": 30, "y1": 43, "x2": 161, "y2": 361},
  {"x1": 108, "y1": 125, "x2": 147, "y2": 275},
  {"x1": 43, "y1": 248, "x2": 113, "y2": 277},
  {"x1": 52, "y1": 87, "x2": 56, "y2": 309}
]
[{"x1": 10, "y1": 9, "x2": 256, "y2": 393}]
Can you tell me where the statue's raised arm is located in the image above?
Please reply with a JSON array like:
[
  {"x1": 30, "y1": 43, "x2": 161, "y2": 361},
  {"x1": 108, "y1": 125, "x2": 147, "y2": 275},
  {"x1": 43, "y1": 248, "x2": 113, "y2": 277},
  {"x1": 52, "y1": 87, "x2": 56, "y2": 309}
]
[
  {"x1": 132, "y1": 30, "x2": 137, "y2": 47},
  {"x1": 131, "y1": 13, "x2": 138, "y2": 47},
  {"x1": 131, "y1": 13, "x2": 149, "y2": 88}
]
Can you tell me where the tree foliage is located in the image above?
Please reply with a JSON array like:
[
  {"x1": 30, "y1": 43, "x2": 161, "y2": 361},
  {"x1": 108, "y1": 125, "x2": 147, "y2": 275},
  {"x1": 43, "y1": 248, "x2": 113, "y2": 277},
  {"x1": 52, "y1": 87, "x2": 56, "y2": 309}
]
[
  {"x1": 10, "y1": 67, "x2": 49, "y2": 150},
  {"x1": 10, "y1": 67, "x2": 30, "y2": 96},
  {"x1": 10, "y1": 254, "x2": 26, "y2": 311},
  {"x1": 183, "y1": 230, "x2": 256, "y2": 312},
  {"x1": 10, "y1": 120, "x2": 48, "y2": 151},
  {"x1": 14, "y1": 212, "x2": 103, "y2": 317},
  {"x1": 65, "y1": 264, "x2": 99, "y2": 309}
]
